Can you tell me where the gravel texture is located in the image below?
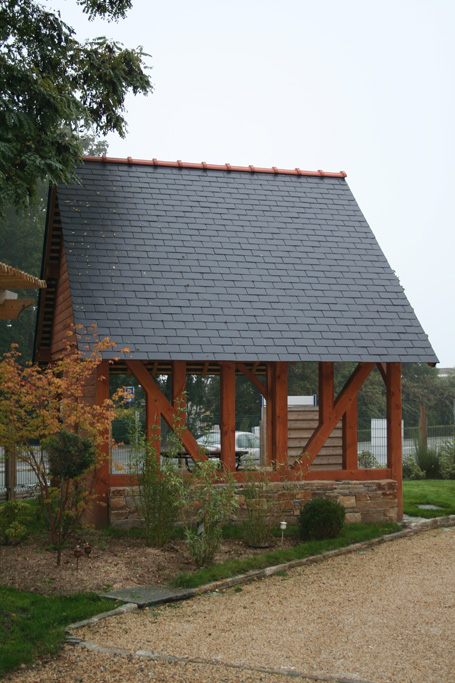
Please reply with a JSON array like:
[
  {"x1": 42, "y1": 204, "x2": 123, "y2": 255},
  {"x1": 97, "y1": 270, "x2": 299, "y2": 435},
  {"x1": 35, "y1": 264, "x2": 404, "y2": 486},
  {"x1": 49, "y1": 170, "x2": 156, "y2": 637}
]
[{"x1": 6, "y1": 526, "x2": 455, "y2": 682}]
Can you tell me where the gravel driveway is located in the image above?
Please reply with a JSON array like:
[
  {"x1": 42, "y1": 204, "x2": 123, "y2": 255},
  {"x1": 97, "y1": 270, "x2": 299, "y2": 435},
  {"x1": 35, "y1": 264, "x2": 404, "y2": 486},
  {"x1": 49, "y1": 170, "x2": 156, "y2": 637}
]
[{"x1": 6, "y1": 526, "x2": 455, "y2": 683}]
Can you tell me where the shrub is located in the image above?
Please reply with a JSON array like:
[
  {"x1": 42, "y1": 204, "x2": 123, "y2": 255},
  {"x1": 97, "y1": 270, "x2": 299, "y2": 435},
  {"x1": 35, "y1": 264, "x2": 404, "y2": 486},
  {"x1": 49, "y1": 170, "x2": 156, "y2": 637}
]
[
  {"x1": 45, "y1": 429, "x2": 96, "y2": 479},
  {"x1": 179, "y1": 460, "x2": 238, "y2": 567},
  {"x1": 403, "y1": 454, "x2": 425, "y2": 480},
  {"x1": 0, "y1": 501, "x2": 31, "y2": 545},
  {"x1": 298, "y1": 497, "x2": 345, "y2": 541},
  {"x1": 404, "y1": 438, "x2": 441, "y2": 480},
  {"x1": 358, "y1": 450, "x2": 381, "y2": 469},
  {"x1": 439, "y1": 439, "x2": 455, "y2": 479},
  {"x1": 241, "y1": 466, "x2": 276, "y2": 547}
]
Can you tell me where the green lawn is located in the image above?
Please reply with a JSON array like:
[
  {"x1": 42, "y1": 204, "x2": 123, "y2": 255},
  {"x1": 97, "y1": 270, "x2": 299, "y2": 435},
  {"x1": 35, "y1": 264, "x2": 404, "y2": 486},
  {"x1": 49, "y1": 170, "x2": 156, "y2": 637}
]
[
  {"x1": 0, "y1": 587, "x2": 116, "y2": 676},
  {"x1": 403, "y1": 479, "x2": 455, "y2": 518}
]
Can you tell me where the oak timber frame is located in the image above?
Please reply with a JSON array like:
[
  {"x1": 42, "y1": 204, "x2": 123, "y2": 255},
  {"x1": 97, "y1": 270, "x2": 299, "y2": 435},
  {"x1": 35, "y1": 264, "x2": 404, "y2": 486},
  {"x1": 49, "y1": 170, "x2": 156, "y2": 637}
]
[{"x1": 103, "y1": 359, "x2": 403, "y2": 526}]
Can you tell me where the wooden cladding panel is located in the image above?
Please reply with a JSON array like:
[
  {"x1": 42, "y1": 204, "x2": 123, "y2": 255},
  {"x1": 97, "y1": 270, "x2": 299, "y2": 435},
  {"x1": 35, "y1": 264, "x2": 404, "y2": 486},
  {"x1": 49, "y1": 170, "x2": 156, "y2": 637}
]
[
  {"x1": 288, "y1": 405, "x2": 343, "y2": 470},
  {"x1": 50, "y1": 245, "x2": 75, "y2": 360}
]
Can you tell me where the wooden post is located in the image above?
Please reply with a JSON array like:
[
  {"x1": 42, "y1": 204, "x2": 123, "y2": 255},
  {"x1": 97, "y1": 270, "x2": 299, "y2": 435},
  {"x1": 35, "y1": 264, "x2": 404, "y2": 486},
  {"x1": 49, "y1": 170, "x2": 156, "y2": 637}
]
[
  {"x1": 94, "y1": 360, "x2": 110, "y2": 529},
  {"x1": 266, "y1": 363, "x2": 274, "y2": 466},
  {"x1": 271, "y1": 362, "x2": 288, "y2": 467},
  {"x1": 318, "y1": 362, "x2": 334, "y2": 424},
  {"x1": 5, "y1": 443, "x2": 16, "y2": 501},
  {"x1": 220, "y1": 361, "x2": 236, "y2": 472},
  {"x1": 145, "y1": 390, "x2": 161, "y2": 461},
  {"x1": 172, "y1": 360, "x2": 187, "y2": 433},
  {"x1": 343, "y1": 402, "x2": 358, "y2": 470},
  {"x1": 419, "y1": 405, "x2": 427, "y2": 448},
  {"x1": 387, "y1": 362, "x2": 402, "y2": 520}
]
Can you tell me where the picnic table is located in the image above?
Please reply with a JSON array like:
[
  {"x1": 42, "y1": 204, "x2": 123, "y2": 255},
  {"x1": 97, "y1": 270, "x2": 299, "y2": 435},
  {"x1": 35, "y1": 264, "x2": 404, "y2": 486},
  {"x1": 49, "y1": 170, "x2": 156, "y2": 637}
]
[{"x1": 161, "y1": 449, "x2": 248, "y2": 471}]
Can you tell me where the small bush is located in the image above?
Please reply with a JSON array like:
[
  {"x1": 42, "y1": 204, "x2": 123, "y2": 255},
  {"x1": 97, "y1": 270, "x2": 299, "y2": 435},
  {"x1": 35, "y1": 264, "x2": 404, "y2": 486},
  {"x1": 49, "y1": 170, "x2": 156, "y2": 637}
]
[
  {"x1": 403, "y1": 454, "x2": 425, "y2": 480},
  {"x1": 45, "y1": 429, "x2": 95, "y2": 479},
  {"x1": 439, "y1": 439, "x2": 455, "y2": 480},
  {"x1": 404, "y1": 438, "x2": 441, "y2": 480},
  {"x1": 358, "y1": 450, "x2": 381, "y2": 469},
  {"x1": 298, "y1": 497, "x2": 345, "y2": 541},
  {"x1": 241, "y1": 466, "x2": 276, "y2": 547},
  {"x1": 0, "y1": 501, "x2": 32, "y2": 545},
  {"x1": 180, "y1": 460, "x2": 238, "y2": 567}
]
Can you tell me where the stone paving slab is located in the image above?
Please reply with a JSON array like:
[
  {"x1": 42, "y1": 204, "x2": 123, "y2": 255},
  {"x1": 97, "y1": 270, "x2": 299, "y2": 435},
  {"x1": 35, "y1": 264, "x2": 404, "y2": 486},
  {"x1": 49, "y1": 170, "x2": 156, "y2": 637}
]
[{"x1": 99, "y1": 584, "x2": 196, "y2": 607}]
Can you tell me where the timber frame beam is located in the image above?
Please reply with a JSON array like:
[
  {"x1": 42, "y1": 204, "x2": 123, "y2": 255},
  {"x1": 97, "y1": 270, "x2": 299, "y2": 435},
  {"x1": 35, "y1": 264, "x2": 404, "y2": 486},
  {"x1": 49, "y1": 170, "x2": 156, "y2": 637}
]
[
  {"x1": 125, "y1": 360, "x2": 207, "y2": 463},
  {"x1": 293, "y1": 362, "x2": 375, "y2": 474}
]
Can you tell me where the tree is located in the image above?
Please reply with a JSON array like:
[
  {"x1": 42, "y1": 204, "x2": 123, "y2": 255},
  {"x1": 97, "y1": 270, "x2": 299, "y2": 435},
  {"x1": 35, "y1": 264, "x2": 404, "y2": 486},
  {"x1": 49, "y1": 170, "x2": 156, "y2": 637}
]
[
  {"x1": 0, "y1": 329, "x2": 125, "y2": 564},
  {"x1": 0, "y1": 0, "x2": 152, "y2": 212}
]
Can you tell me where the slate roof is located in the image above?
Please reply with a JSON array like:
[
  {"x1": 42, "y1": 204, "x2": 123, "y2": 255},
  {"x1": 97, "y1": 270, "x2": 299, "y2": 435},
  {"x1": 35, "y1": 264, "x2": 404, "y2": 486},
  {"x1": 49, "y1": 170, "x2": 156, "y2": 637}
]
[{"x1": 52, "y1": 158, "x2": 438, "y2": 363}]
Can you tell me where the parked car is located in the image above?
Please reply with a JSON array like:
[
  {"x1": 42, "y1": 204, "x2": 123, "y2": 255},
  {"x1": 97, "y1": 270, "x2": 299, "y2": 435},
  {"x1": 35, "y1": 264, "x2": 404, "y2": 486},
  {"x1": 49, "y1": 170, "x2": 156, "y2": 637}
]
[{"x1": 196, "y1": 431, "x2": 260, "y2": 465}]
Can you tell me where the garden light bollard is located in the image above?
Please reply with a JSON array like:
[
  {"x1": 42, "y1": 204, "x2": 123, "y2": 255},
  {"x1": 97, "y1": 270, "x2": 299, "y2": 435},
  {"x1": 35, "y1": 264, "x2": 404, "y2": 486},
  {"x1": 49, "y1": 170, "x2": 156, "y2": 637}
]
[
  {"x1": 280, "y1": 520, "x2": 287, "y2": 545},
  {"x1": 74, "y1": 545, "x2": 82, "y2": 570}
]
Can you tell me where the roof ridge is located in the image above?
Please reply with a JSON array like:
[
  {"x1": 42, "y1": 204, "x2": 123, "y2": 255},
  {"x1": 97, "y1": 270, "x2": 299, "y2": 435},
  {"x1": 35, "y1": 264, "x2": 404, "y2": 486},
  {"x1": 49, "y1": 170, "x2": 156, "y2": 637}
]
[{"x1": 82, "y1": 156, "x2": 347, "y2": 178}]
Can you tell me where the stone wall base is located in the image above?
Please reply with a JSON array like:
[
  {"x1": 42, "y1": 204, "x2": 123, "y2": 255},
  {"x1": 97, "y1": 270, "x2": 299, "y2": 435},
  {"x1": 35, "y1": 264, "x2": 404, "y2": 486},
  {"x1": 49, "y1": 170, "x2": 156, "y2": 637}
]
[{"x1": 109, "y1": 480, "x2": 398, "y2": 530}]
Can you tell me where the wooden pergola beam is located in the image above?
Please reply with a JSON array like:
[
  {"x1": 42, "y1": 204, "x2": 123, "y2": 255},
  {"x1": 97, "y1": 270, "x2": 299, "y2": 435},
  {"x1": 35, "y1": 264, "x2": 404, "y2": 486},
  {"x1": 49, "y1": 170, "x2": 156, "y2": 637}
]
[
  {"x1": 0, "y1": 298, "x2": 34, "y2": 319},
  {"x1": 237, "y1": 362, "x2": 268, "y2": 400},
  {"x1": 220, "y1": 361, "x2": 236, "y2": 471},
  {"x1": 293, "y1": 362, "x2": 375, "y2": 472},
  {"x1": 271, "y1": 361, "x2": 288, "y2": 467},
  {"x1": 126, "y1": 360, "x2": 206, "y2": 463},
  {"x1": 387, "y1": 362, "x2": 402, "y2": 519}
]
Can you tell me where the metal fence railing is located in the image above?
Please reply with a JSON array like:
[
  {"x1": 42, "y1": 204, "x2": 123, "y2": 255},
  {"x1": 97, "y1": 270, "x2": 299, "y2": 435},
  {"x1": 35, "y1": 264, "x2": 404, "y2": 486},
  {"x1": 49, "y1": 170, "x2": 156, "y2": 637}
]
[
  {"x1": 0, "y1": 446, "x2": 48, "y2": 502},
  {"x1": 357, "y1": 424, "x2": 455, "y2": 468}
]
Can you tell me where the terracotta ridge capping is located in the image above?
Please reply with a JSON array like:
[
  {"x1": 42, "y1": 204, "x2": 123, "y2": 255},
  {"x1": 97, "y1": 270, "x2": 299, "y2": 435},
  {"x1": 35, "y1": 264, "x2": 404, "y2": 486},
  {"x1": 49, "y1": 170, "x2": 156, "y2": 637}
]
[{"x1": 83, "y1": 156, "x2": 347, "y2": 178}]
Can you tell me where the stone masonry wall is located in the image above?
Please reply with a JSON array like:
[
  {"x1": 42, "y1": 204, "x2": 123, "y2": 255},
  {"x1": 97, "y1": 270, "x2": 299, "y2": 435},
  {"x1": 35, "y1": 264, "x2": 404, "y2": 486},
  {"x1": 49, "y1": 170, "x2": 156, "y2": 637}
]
[{"x1": 109, "y1": 480, "x2": 398, "y2": 530}]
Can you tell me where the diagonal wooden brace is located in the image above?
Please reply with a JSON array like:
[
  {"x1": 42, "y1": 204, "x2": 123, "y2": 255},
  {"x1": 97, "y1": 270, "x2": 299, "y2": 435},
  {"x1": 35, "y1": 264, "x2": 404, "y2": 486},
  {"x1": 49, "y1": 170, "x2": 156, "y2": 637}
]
[
  {"x1": 293, "y1": 362, "x2": 375, "y2": 473},
  {"x1": 236, "y1": 362, "x2": 268, "y2": 400},
  {"x1": 126, "y1": 360, "x2": 207, "y2": 463}
]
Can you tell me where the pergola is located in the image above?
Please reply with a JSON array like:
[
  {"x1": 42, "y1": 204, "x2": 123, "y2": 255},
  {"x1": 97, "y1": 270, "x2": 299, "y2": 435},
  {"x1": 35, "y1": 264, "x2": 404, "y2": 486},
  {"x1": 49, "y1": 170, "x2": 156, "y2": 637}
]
[
  {"x1": 0, "y1": 262, "x2": 46, "y2": 320},
  {"x1": 35, "y1": 157, "x2": 438, "y2": 527}
]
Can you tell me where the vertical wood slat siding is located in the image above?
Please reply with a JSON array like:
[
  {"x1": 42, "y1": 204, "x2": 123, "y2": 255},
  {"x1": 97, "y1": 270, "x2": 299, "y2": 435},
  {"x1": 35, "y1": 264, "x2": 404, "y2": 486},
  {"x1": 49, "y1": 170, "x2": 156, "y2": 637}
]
[
  {"x1": 288, "y1": 406, "x2": 343, "y2": 469},
  {"x1": 50, "y1": 245, "x2": 75, "y2": 359}
]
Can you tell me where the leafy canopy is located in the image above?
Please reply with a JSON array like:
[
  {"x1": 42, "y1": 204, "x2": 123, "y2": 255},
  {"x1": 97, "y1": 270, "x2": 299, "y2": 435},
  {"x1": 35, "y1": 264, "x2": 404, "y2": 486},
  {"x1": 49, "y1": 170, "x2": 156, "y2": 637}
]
[{"x1": 0, "y1": 0, "x2": 152, "y2": 212}]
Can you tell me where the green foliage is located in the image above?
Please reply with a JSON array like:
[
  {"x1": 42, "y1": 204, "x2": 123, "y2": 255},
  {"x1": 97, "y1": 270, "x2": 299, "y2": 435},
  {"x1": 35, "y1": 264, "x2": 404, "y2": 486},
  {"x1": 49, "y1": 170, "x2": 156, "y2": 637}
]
[
  {"x1": 438, "y1": 439, "x2": 455, "y2": 480},
  {"x1": 0, "y1": 500, "x2": 31, "y2": 545},
  {"x1": 403, "y1": 454, "x2": 426, "y2": 480},
  {"x1": 298, "y1": 497, "x2": 346, "y2": 541},
  {"x1": 45, "y1": 428, "x2": 95, "y2": 479},
  {"x1": 0, "y1": 0, "x2": 152, "y2": 212},
  {"x1": 0, "y1": 587, "x2": 115, "y2": 675},
  {"x1": 128, "y1": 413, "x2": 183, "y2": 548},
  {"x1": 402, "y1": 479, "x2": 455, "y2": 517},
  {"x1": 241, "y1": 466, "x2": 276, "y2": 547},
  {"x1": 358, "y1": 450, "x2": 381, "y2": 469},
  {"x1": 171, "y1": 521, "x2": 400, "y2": 589},
  {"x1": 404, "y1": 438, "x2": 441, "y2": 480},
  {"x1": 180, "y1": 460, "x2": 239, "y2": 567}
]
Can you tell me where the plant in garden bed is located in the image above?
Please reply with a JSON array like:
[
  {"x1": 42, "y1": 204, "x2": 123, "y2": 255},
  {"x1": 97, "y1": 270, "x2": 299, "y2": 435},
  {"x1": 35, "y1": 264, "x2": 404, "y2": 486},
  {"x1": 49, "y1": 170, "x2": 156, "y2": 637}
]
[
  {"x1": 240, "y1": 465, "x2": 277, "y2": 547},
  {"x1": 0, "y1": 329, "x2": 126, "y2": 565},
  {"x1": 403, "y1": 437, "x2": 441, "y2": 480},
  {"x1": 0, "y1": 500, "x2": 32, "y2": 545},
  {"x1": 127, "y1": 405, "x2": 185, "y2": 548},
  {"x1": 171, "y1": 521, "x2": 401, "y2": 588},
  {"x1": 438, "y1": 439, "x2": 455, "y2": 479},
  {"x1": 179, "y1": 459, "x2": 239, "y2": 567},
  {"x1": 298, "y1": 497, "x2": 346, "y2": 541}
]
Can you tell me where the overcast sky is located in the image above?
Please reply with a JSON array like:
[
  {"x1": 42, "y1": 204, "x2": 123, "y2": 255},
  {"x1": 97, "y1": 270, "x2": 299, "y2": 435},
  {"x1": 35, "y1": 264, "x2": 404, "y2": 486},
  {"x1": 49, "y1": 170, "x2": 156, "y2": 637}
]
[{"x1": 54, "y1": 0, "x2": 454, "y2": 365}]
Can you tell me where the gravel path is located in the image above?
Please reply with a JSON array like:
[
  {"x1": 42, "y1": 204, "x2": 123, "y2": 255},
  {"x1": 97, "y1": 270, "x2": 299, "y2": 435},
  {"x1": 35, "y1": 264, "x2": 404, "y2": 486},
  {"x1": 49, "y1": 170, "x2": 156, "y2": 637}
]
[{"x1": 6, "y1": 526, "x2": 455, "y2": 682}]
